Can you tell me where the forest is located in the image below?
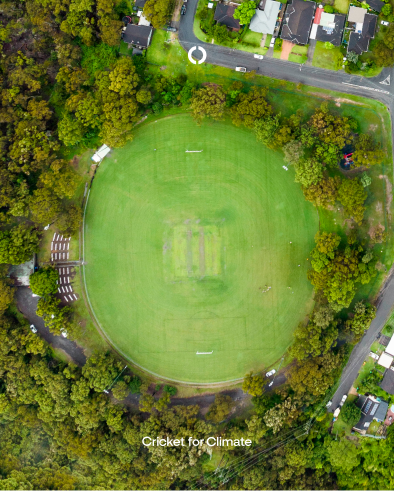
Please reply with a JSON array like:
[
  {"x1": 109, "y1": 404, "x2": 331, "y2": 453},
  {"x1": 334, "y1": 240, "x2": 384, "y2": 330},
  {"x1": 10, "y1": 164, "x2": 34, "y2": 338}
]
[{"x1": 0, "y1": 0, "x2": 393, "y2": 488}]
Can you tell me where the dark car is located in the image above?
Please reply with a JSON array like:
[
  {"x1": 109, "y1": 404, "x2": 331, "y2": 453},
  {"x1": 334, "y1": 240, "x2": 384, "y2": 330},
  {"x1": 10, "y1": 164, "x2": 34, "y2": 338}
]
[
  {"x1": 166, "y1": 26, "x2": 177, "y2": 32},
  {"x1": 181, "y1": 4, "x2": 186, "y2": 14}
]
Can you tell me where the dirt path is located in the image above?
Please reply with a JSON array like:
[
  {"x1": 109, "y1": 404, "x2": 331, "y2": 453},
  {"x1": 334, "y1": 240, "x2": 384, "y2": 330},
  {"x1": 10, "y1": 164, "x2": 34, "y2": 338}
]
[{"x1": 280, "y1": 40, "x2": 293, "y2": 60}]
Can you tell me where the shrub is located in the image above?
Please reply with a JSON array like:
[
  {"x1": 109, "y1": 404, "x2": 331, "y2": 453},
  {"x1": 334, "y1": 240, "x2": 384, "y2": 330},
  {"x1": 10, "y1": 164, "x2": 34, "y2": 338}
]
[
  {"x1": 324, "y1": 5, "x2": 334, "y2": 13},
  {"x1": 341, "y1": 402, "x2": 361, "y2": 426},
  {"x1": 163, "y1": 385, "x2": 177, "y2": 396},
  {"x1": 152, "y1": 102, "x2": 163, "y2": 114},
  {"x1": 129, "y1": 375, "x2": 142, "y2": 394}
]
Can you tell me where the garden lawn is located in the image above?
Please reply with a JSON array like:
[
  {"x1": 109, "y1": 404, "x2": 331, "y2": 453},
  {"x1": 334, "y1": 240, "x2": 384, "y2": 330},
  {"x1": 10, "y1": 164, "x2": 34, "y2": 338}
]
[
  {"x1": 334, "y1": 0, "x2": 350, "y2": 13},
  {"x1": 312, "y1": 41, "x2": 342, "y2": 70},
  {"x1": 84, "y1": 114, "x2": 318, "y2": 383}
]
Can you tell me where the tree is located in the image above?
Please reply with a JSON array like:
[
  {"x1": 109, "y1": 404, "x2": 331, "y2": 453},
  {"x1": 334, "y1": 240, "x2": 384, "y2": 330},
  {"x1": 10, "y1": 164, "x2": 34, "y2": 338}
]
[
  {"x1": 0, "y1": 276, "x2": 14, "y2": 315},
  {"x1": 108, "y1": 57, "x2": 139, "y2": 96},
  {"x1": 82, "y1": 352, "x2": 124, "y2": 392},
  {"x1": 294, "y1": 159, "x2": 323, "y2": 188},
  {"x1": 353, "y1": 134, "x2": 385, "y2": 168},
  {"x1": 345, "y1": 301, "x2": 376, "y2": 340},
  {"x1": 143, "y1": 0, "x2": 172, "y2": 28},
  {"x1": 254, "y1": 115, "x2": 280, "y2": 147},
  {"x1": 243, "y1": 371, "x2": 265, "y2": 397},
  {"x1": 360, "y1": 172, "x2": 372, "y2": 187},
  {"x1": 283, "y1": 140, "x2": 304, "y2": 165},
  {"x1": 263, "y1": 398, "x2": 299, "y2": 433},
  {"x1": 347, "y1": 51, "x2": 359, "y2": 64},
  {"x1": 29, "y1": 267, "x2": 59, "y2": 296},
  {"x1": 136, "y1": 89, "x2": 152, "y2": 105},
  {"x1": 213, "y1": 24, "x2": 231, "y2": 44},
  {"x1": 112, "y1": 381, "x2": 130, "y2": 401},
  {"x1": 58, "y1": 113, "x2": 85, "y2": 146},
  {"x1": 341, "y1": 402, "x2": 361, "y2": 426},
  {"x1": 206, "y1": 394, "x2": 233, "y2": 423},
  {"x1": 303, "y1": 176, "x2": 341, "y2": 208},
  {"x1": 36, "y1": 296, "x2": 72, "y2": 335},
  {"x1": 290, "y1": 320, "x2": 338, "y2": 360},
  {"x1": 129, "y1": 375, "x2": 142, "y2": 393},
  {"x1": 231, "y1": 87, "x2": 272, "y2": 128},
  {"x1": 0, "y1": 225, "x2": 40, "y2": 265},
  {"x1": 163, "y1": 385, "x2": 177, "y2": 396},
  {"x1": 233, "y1": 1, "x2": 256, "y2": 25},
  {"x1": 337, "y1": 178, "x2": 367, "y2": 224},
  {"x1": 29, "y1": 188, "x2": 62, "y2": 224},
  {"x1": 190, "y1": 86, "x2": 226, "y2": 123},
  {"x1": 327, "y1": 439, "x2": 360, "y2": 473},
  {"x1": 56, "y1": 205, "x2": 83, "y2": 236},
  {"x1": 382, "y1": 3, "x2": 392, "y2": 15}
]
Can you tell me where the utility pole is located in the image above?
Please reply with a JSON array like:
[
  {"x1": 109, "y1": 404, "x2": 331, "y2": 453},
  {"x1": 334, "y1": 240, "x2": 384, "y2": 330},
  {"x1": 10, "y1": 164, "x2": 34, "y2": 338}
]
[{"x1": 103, "y1": 365, "x2": 128, "y2": 394}]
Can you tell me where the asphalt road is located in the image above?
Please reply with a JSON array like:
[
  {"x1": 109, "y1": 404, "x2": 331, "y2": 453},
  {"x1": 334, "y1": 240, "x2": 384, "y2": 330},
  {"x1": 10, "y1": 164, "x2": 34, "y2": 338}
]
[{"x1": 178, "y1": 6, "x2": 394, "y2": 409}]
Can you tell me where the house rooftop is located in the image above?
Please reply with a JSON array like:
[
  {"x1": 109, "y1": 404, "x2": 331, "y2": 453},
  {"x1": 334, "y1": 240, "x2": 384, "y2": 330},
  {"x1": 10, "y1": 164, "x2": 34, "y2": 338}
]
[
  {"x1": 134, "y1": 0, "x2": 147, "y2": 8},
  {"x1": 348, "y1": 5, "x2": 366, "y2": 24},
  {"x1": 310, "y1": 12, "x2": 346, "y2": 46},
  {"x1": 353, "y1": 395, "x2": 388, "y2": 433},
  {"x1": 214, "y1": 4, "x2": 240, "y2": 30},
  {"x1": 381, "y1": 369, "x2": 394, "y2": 395},
  {"x1": 280, "y1": 0, "x2": 316, "y2": 45},
  {"x1": 378, "y1": 351, "x2": 393, "y2": 369},
  {"x1": 123, "y1": 24, "x2": 153, "y2": 48},
  {"x1": 250, "y1": 0, "x2": 281, "y2": 35},
  {"x1": 367, "y1": 0, "x2": 385, "y2": 12}
]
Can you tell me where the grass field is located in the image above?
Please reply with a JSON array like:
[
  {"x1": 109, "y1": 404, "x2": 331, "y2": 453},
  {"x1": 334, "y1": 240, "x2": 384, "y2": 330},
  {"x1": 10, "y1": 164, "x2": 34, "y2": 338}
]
[
  {"x1": 83, "y1": 114, "x2": 318, "y2": 383},
  {"x1": 312, "y1": 42, "x2": 342, "y2": 71}
]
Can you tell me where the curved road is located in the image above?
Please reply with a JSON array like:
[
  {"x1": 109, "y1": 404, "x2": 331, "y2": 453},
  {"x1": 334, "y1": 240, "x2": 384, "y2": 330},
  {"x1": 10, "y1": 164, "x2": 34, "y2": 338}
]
[{"x1": 177, "y1": 6, "x2": 394, "y2": 409}]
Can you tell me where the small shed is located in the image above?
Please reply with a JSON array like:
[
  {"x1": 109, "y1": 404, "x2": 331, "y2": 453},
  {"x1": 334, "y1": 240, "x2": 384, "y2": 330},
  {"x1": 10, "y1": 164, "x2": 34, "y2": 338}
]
[{"x1": 92, "y1": 144, "x2": 111, "y2": 163}]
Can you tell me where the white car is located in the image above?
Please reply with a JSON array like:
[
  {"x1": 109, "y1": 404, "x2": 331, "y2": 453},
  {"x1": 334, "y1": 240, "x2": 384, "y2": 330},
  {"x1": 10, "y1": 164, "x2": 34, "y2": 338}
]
[
  {"x1": 326, "y1": 400, "x2": 332, "y2": 408},
  {"x1": 381, "y1": 20, "x2": 389, "y2": 26},
  {"x1": 270, "y1": 37, "x2": 276, "y2": 47},
  {"x1": 235, "y1": 66, "x2": 247, "y2": 73},
  {"x1": 268, "y1": 381, "x2": 273, "y2": 387},
  {"x1": 266, "y1": 369, "x2": 276, "y2": 377},
  {"x1": 340, "y1": 395, "x2": 348, "y2": 406},
  {"x1": 60, "y1": 329, "x2": 68, "y2": 338},
  {"x1": 254, "y1": 54, "x2": 264, "y2": 60},
  {"x1": 29, "y1": 324, "x2": 37, "y2": 334}
]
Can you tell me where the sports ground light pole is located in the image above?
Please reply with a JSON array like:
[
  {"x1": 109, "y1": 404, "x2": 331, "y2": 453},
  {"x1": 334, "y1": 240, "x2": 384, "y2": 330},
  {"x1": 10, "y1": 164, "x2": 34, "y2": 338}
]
[
  {"x1": 269, "y1": 357, "x2": 284, "y2": 387},
  {"x1": 103, "y1": 365, "x2": 128, "y2": 394}
]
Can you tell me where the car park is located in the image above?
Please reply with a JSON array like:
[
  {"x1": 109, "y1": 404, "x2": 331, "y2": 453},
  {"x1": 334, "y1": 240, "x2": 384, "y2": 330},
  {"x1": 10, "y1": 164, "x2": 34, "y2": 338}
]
[
  {"x1": 181, "y1": 4, "x2": 186, "y2": 14},
  {"x1": 381, "y1": 20, "x2": 389, "y2": 25},
  {"x1": 254, "y1": 54, "x2": 264, "y2": 59},
  {"x1": 30, "y1": 324, "x2": 37, "y2": 333},
  {"x1": 266, "y1": 369, "x2": 276, "y2": 377},
  {"x1": 235, "y1": 66, "x2": 247, "y2": 72}
]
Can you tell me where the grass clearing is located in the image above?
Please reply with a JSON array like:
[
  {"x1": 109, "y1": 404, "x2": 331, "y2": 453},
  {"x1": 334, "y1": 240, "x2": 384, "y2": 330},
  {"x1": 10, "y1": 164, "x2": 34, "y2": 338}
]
[
  {"x1": 312, "y1": 42, "x2": 342, "y2": 70},
  {"x1": 84, "y1": 114, "x2": 318, "y2": 383},
  {"x1": 334, "y1": 0, "x2": 350, "y2": 13}
]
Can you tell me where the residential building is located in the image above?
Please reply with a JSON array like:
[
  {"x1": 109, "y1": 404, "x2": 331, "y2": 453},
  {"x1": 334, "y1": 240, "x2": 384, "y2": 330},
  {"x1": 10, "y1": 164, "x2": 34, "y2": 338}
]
[
  {"x1": 367, "y1": 0, "x2": 385, "y2": 13},
  {"x1": 347, "y1": 6, "x2": 377, "y2": 55},
  {"x1": 384, "y1": 334, "x2": 394, "y2": 357},
  {"x1": 353, "y1": 395, "x2": 389, "y2": 435},
  {"x1": 378, "y1": 351, "x2": 394, "y2": 369},
  {"x1": 134, "y1": 0, "x2": 147, "y2": 9},
  {"x1": 250, "y1": 0, "x2": 281, "y2": 35},
  {"x1": 280, "y1": 0, "x2": 316, "y2": 45},
  {"x1": 214, "y1": 3, "x2": 240, "y2": 31},
  {"x1": 309, "y1": 7, "x2": 346, "y2": 46},
  {"x1": 381, "y1": 368, "x2": 394, "y2": 395},
  {"x1": 122, "y1": 24, "x2": 153, "y2": 49}
]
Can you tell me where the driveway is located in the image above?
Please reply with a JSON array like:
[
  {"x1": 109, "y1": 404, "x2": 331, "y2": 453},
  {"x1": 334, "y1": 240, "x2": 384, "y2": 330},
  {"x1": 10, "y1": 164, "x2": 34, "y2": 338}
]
[{"x1": 280, "y1": 40, "x2": 293, "y2": 60}]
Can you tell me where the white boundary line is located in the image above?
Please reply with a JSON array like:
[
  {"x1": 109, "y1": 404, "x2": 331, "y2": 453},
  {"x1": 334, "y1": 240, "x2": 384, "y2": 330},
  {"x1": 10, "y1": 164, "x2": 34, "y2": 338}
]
[
  {"x1": 82, "y1": 186, "x2": 243, "y2": 386},
  {"x1": 342, "y1": 82, "x2": 390, "y2": 95}
]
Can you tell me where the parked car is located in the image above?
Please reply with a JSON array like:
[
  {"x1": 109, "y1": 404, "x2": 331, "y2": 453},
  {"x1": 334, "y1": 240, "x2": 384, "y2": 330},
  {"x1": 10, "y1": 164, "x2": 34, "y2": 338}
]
[
  {"x1": 181, "y1": 4, "x2": 186, "y2": 14},
  {"x1": 254, "y1": 54, "x2": 264, "y2": 59},
  {"x1": 266, "y1": 369, "x2": 276, "y2": 377},
  {"x1": 333, "y1": 407, "x2": 341, "y2": 418},
  {"x1": 340, "y1": 395, "x2": 348, "y2": 406},
  {"x1": 381, "y1": 20, "x2": 389, "y2": 26},
  {"x1": 30, "y1": 324, "x2": 37, "y2": 333},
  {"x1": 268, "y1": 381, "x2": 274, "y2": 387},
  {"x1": 166, "y1": 26, "x2": 177, "y2": 32},
  {"x1": 60, "y1": 329, "x2": 68, "y2": 338},
  {"x1": 270, "y1": 37, "x2": 276, "y2": 47},
  {"x1": 326, "y1": 400, "x2": 332, "y2": 408},
  {"x1": 235, "y1": 66, "x2": 247, "y2": 72}
]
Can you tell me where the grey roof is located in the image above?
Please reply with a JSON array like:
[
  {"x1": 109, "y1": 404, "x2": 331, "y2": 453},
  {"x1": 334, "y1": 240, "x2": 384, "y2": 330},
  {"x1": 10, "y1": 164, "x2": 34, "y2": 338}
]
[
  {"x1": 375, "y1": 400, "x2": 389, "y2": 422},
  {"x1": 381, "y1": 369, "x2": 394, "y2": 395},
  {"x1": 367, "y1": 0, "x2": 384, "y2": 13},
  {"x1": 281, "y1": 0, "x2": 316, "y2": 44},
  {"x1": 250, "y1": 0, "x2": 281, "y2": 34},
  {"x1": 315, "y1": 13, "x2": 346, "y2": 46},
  {"x1": 348, "y1": 6, "x2": 366, "y2": 23},
  {"x1": 363, "y1": 13, "x2": 377, "y2": 38},
  {"x1": 379, "y1": 335, "x2": 391, "y2": 347},
  {"x1": 123, "y1": 24, "x2": 153, "y2": 48},
  {"x1": 134, "y1": 0, "x2": 146, "y2": 8},
  {"x1": 214, "y1": 4, "x2": 240, "y2": 30},
  {"x1": 347, "y1": 12, "x2": 377, "y2": 54}
]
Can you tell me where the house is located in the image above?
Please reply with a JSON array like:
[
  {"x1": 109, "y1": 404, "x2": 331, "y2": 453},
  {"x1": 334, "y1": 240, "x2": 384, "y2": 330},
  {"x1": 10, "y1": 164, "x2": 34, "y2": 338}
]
[
  {"x1": 309, "y1": 7, "x2": 346, "y2": 46},
  {"x1": 123, "y1": 24, "x2": 153, "y2": 49},
  {"x1": 281, "y1": 0, "x2": 316, "y2": 45},
  {"x1": 214, "y1": 3, "x2": 240, "y2": 31},
  {"x1": 384, "y1": 334, "x2": 394, "y2": 357},
  {"x1": 134, "y1": 0, "x2": 147, "y2": 10},
  {"x1": 378, "y1": 351, "x2": 394, "y2": 369},
  {"x1": 8, "y1": 257, "x2": 35, "y2": 286},
  {"x1": 250, "y1": 0, "x2": 281, "y2": 35},
  {"x1": 138, "y1": 12, "x2": 151, "y2": 26},
  {"x1": 367, "y1": 0, "x2": 385, "y2": 13},
  {"x1": 347, "y1": 7, "x2": 377, "y2": 55},
  {"x1": 381, "y1": 368, "x2": 394, "y2": 395},
  {"x1": 353, "y1": 395, "x2": 389, "y2": 435}
]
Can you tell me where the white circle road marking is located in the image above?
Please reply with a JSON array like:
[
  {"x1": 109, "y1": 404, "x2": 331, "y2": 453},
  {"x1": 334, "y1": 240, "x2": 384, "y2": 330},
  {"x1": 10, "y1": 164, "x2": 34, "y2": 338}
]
[{"x1": 188, "y1": 46, "x2": 207, "y2": 65}]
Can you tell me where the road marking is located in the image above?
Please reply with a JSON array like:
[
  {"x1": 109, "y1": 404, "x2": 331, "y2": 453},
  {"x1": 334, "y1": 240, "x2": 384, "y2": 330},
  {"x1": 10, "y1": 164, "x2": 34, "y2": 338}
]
[
  {"x1": 380, "y1": 75, "x2": 391, "y2": 85},
  {"x1": 188, "y1": 46, "x2": 207, "y2": 65},
  {"x1": 342, "y1": 82, "x2": 390, "y2": 95}
]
